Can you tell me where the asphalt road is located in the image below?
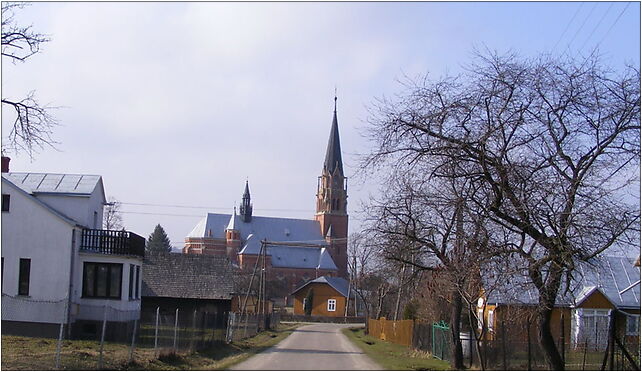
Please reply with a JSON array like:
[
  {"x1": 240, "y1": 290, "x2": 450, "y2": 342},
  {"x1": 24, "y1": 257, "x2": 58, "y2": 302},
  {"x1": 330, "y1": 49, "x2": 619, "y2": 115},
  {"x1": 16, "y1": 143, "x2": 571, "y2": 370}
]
[{"x1": 230, "y1": 323, "x2": 382, "y2": 370}]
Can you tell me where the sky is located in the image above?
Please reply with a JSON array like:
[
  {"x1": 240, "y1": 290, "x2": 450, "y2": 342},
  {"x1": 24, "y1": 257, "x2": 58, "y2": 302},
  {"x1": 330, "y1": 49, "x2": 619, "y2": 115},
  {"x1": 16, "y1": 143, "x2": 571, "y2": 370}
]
[{"x1": 2, "y1": 1, "x2": 640, "y2": 249}]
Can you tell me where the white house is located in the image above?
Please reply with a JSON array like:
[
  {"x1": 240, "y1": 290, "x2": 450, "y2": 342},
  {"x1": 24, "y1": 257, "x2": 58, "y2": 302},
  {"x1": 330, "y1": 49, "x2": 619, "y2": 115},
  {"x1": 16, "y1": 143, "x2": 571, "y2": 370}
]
[{"x1": 1, "y1": 157, "x2": 144, "y2": 338}]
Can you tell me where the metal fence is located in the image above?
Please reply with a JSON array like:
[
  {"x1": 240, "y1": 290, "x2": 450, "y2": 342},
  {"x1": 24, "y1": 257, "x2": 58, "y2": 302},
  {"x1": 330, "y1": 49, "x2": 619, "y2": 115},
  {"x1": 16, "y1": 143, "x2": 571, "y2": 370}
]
[
  {"x1": 1, "y1": 295, "x2": 281, "y2": 370},
  {"x1": 412, "y1": 316, "x2": 639, "y2": 370}
]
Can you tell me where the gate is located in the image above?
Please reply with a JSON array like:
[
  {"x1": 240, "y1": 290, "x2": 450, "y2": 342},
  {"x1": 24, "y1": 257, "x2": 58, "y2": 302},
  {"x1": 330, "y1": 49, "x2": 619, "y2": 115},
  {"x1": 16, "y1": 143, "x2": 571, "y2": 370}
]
[{"x1": 432, "y1": 320, "x2": 451, "y2": 361}]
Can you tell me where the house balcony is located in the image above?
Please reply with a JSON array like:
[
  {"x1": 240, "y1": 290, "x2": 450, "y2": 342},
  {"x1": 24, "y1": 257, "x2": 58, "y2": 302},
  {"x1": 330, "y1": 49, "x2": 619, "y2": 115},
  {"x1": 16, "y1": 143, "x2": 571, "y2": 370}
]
[{"x1": 80, "y1": 229, "x2": 145, "y2": 257}]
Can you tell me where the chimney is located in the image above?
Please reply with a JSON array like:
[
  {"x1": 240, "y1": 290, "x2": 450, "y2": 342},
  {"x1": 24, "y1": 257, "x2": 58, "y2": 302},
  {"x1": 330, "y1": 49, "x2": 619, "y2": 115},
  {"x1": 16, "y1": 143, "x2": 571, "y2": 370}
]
[{"x1": 1, "y1": 156, "x2": 10, "y2": 173}]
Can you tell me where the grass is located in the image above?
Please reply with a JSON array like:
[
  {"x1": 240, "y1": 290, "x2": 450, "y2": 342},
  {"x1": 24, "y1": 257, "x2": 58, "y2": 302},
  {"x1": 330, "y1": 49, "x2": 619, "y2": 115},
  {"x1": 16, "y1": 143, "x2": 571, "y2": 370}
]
[
  {"x1": 342, "y1": 327, "x2": 451, "y2": 371},
  {"x1": 1, "y1": 323, "x2": 300, "y2": 370}
]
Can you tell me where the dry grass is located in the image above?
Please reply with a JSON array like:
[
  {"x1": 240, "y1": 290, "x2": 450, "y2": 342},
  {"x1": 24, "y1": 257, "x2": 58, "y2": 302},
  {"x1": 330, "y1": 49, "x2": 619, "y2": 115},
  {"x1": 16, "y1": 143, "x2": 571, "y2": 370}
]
[{"x1": 1, "y1": 323, "x2": 300, "y2": 370}]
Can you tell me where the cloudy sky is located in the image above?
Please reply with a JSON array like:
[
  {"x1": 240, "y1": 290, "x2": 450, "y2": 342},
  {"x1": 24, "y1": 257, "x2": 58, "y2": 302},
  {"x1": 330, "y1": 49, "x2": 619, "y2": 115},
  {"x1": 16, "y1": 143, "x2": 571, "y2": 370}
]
[{"x1": 2, "y1": 2, "x2": 640, "y2": 247}]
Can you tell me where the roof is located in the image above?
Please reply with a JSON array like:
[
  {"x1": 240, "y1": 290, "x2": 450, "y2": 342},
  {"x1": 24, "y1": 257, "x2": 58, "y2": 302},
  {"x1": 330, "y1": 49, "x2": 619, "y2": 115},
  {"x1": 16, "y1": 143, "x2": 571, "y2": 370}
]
[
  {"x1": 142, "y1": 252, "x2": 235, "y2": 300},
  {"x1": 188, "y1": 213, "x2": 325, "y2": 242},
  {"x1": 485, "y1": 256, "x2": 640, "y2": 309},
  {"x1": 323, "y1": 107, "x2": 344, "y2": 175},
  {"x1": 4, "y1": 172, "x2": 103, "y2": 196},
  {"x1": 185, "y1": 213, "x2": 337, "y2": 270},
  {"x1": 292, "y1": 276, "x2": 350, "y2": 297},
  {"x1": 1, "y1": 176, "x2": 79, "y2": 226}
]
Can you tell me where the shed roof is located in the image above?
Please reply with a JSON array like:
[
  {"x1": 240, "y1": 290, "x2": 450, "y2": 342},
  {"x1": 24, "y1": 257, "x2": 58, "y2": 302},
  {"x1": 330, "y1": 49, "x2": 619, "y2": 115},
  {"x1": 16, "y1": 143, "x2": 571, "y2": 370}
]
[
  {"x1": 5, "y1": 172, "x2": 103, "y2": 196},
  {"x1": 485, "y1": 256, "x2": 640, "y2": 309},
  {"x1": 292, "y1": 276, "x2": 350, "y2": 297},
  {"x1": 142, "y1": 252, "x2": 235, "y2": 300}
]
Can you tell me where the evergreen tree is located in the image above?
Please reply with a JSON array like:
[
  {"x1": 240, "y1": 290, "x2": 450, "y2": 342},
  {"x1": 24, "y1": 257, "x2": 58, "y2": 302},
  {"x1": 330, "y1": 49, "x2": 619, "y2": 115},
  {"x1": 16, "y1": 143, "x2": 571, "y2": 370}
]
[
  {"x1": 146, "y1": 224, "x2": 172, "y2": 253},
  {"x1": 304, "y1": 289, "x2": 314, "y2": 316}
]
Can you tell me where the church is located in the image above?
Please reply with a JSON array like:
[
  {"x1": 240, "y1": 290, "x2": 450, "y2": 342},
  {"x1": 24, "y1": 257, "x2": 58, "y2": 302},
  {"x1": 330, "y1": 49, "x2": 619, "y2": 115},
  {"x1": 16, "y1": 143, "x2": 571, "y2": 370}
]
[{"x1": 183, "y1": 98, "x2": 349, "y2": 298}]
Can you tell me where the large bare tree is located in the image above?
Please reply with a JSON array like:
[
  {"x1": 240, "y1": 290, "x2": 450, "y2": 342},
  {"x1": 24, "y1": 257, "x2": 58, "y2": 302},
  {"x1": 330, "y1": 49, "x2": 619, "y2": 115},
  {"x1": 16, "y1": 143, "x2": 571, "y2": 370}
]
[
  {"x1": 363, "y1": 52, "x2": 640, "y2": 369},
  {"x1": 2, "y1": 2, "x2": 57, "y2": 157}
]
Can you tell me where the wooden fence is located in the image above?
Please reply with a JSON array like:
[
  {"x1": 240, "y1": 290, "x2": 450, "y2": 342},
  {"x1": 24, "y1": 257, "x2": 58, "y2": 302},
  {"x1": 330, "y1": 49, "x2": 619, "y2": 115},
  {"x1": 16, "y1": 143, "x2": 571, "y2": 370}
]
[{"x1": 368, "y1": 317, "x2": 414, "y2": 347}]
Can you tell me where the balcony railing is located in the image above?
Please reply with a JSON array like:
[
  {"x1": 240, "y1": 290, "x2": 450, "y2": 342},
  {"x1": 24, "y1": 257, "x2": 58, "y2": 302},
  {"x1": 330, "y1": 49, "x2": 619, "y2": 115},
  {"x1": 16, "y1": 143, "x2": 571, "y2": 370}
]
[{"x1": 80, "y1": 229, "x2": 145, "y2": 257}]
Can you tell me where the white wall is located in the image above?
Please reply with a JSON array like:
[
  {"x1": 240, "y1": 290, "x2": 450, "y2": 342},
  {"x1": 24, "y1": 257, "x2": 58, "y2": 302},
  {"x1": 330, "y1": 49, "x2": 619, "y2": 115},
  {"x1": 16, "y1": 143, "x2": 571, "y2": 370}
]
[
  {"x1": 1, "y1": 180, "x2": 74, "y2": 323},
  {"x1": 71, "y1": 252, "x2": 143, "y2": 321},
  {"x1": 36, "y1": 190, "x2": 104, "y2": 229}
]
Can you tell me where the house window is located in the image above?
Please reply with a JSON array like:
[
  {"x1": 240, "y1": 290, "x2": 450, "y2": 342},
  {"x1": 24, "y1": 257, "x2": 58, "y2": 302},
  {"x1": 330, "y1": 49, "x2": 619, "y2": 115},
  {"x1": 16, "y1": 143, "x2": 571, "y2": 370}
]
[
  {"x1": 327, "y1": 299, "x2": 337, "y2": 312},
  {"x1": 18, "y1": 258, "x2": 30, "y2": 295},
  {"x1": 477, "y1": 308, "x2": 484, "y2": 330},
  {"x1": 2, "y1": 194, "x2": 10, "y2": 212},
  {"x1": 575, "y1": 309, "x2": 610, "y2": 349},
  {"x1": 626, "y1": 314, "x2": 640, "y2": 336},
  {"x1": 487, "y1": 309, "x2": 494, "y2": 331},
  {"x1": 135, "y1": 265, "x2": 140, "y2": 299},
  {"x1": 82, "y1": 262, "x2": 122, "y2": 299},
  {"x1": 93, "y1": 211, "x2": 98, "y2": 229},
  {"x1": 128, "y1": 264, "x2": 135, "y2": 300}
]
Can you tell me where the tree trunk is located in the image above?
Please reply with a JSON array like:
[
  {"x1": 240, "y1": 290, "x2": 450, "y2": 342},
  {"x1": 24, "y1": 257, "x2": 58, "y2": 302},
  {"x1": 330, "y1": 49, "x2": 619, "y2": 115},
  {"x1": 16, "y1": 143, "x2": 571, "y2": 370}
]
[
  {"x1": 536, "y1": 304, "x2": 565, "y2": 370},
  {"x1": 450, "y1": 288, "x2": 464, "y2": 369}
]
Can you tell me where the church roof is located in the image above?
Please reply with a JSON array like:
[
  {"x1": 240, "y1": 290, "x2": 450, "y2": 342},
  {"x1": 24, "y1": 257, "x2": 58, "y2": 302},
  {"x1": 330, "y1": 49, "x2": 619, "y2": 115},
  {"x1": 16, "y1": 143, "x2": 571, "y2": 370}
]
[
  {"x1": 323, "y1": 105, "x2": 344, "y2": 175},
  {"x1": 186, "y1": 213, "x2": 337, "y2": 270},
  {"x1": 188, "y1": 213, "x2": 324, "y2": 242}
]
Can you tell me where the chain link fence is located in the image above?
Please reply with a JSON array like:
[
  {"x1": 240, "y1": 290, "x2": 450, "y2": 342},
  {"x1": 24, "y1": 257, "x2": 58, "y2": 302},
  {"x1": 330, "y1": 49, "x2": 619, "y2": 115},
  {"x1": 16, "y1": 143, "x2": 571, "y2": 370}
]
[{"x1": 2, "y1": 295, "x2": 281, "y2": 370}]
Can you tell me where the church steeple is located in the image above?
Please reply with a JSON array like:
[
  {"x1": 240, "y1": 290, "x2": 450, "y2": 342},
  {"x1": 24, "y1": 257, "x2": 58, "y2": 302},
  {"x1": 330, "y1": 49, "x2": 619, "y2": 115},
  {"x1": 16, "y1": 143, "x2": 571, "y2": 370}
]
[
  {"x1": 240, "y1": 180, "x2": 253, "y2": 223},
  {"x1": 323, "y1": 96, "x2": 344, "y2": 177},
  {"x1": 315, "y1": 94, "x2": 349, "y2": 279}
]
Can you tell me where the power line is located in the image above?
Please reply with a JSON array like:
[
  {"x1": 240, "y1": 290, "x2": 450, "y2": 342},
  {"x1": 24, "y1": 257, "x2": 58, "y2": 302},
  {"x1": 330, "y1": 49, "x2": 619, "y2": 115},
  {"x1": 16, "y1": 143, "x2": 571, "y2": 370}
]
[
  {"x1": 120, "y1": 201, "x2": 314, "y2": 213},
  {"x1": 596, "y1": 2, "x2": 631, "y2": 46},
  {"x1": 565, "y1": 2, "x2": 598, "y2": 52},
  {"x1": 579, "y1": 3, "x2": 614, "y2": 52},
  {"x1": 552, "y1": 2, "x2": 584, "y2": 52}
]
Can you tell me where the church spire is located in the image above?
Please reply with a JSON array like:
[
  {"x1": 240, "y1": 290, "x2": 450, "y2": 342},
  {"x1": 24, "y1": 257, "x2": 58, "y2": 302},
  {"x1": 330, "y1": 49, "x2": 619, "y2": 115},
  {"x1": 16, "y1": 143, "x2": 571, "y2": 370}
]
[
  {"x1": 240, "y1": 180, "x2": 253, "y2": 223},
  {"x1": 323, "y1": 95, "x2": 344, "y2": 176}
]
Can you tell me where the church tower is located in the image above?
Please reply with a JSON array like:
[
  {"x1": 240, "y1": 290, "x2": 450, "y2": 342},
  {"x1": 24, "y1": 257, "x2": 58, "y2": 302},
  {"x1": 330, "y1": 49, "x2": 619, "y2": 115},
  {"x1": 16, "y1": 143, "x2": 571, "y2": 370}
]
[
  {"x1": 240, "y1": 180, "x2": 253, "y2": 223},
  {"x1": 315, "y1": 96, "x2": 348, "y2": 278}
]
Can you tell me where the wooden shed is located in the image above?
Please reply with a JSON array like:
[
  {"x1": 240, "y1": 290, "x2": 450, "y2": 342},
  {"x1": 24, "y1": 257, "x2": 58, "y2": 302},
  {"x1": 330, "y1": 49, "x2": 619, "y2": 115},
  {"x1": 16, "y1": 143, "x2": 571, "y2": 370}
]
[{"x1": 292, "y1": 276, "x2": 350, "y2": 317}]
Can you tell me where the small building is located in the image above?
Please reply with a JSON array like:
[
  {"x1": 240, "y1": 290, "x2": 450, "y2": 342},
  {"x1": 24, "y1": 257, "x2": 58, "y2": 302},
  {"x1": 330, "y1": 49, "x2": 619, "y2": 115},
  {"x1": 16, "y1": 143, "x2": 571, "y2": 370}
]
[
  {"x1": 292, "y1": 276, "x2": 351, "y2": 317},
  {"x1": 141, "y1": 252, "x2": 235, "y2": 326},
  {"x1": 478, "y1": 255, "x2": 640, "y2": 349},
  {"x1": 1, "y1": 158, "x2": 145, "y2": 338}
]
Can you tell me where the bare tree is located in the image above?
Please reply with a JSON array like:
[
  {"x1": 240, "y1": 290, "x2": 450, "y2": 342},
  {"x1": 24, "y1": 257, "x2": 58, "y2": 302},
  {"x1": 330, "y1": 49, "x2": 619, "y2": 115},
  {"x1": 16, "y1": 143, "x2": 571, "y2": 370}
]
[
  {"x1": 363, "y1": 51, "x2": 640, "y2": 370},
  {"x1": 2, "y1": 2, "x2": 57, "y2": 157},
  {"x1": 366, "y1": 167, "x2": 502, "y2": 369},
  {"x1": 103, "y1": 196, "x2": 124, "y2": 230}
]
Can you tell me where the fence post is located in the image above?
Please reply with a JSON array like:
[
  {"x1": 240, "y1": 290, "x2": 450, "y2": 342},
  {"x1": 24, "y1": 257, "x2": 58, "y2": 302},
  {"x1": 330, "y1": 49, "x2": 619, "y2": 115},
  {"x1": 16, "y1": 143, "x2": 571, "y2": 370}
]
[
  {"x1": 55, "y1": 311, "x2": 65, "y2": 370},
  {"x1": 128, "y1": 318, "x2": 138, "y2": 364},
  {"x1": 501, "y1": 319, "x2": 507, "y2": 370},
  {"x1": 154, "y1": 306, "x2": 160, "y2": 357},
  {"x1": 526, "y1": 319, "x2": 531, "y2": 371},
  {"x1": 173, "y1": 308, "x2": 179, "y2": 352},
  {"x1": 191, "y1": 310, "x2": 197, "y2": 351},
  {"x1": 98, "y1": 306, "x2": 108, "y2": 370}
]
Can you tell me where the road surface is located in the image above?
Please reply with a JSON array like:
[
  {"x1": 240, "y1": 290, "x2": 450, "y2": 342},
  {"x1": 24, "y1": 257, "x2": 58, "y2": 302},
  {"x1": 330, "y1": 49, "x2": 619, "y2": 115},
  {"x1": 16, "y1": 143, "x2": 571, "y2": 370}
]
[{"x1": 230, "y1": 323, "x2": 381, "y2": 370}]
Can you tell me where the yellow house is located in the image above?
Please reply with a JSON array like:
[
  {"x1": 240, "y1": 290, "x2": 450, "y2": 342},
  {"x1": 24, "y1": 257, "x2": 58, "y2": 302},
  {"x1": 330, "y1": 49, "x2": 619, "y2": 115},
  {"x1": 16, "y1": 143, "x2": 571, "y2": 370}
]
[
  {"x1": 477, "y1": 256, "x2": 640, "y2": 348},
  {"x1": 292, "y1": 276, "x2": 350, "y2": 317}
]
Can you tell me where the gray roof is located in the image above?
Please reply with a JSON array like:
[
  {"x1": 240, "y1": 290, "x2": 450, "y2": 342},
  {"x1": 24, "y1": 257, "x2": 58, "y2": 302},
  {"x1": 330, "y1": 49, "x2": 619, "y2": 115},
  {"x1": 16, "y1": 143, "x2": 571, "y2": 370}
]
[
  {"x1": 188, "y1": 213, "x2": 325, "y2": 242},
  {"x1": 323, "y1": 108, "x2": 344, "y2": 175},
  {"x1": 292, "y1": 276, "x2": 350, "y2": 297},
  {"x1": 142, "y1": 252, "x2": 235, "y2": 300},
  {"x1": 486, "y1": 256, "x2": 640, "y2": 309},
  {"x1": 1, "y1": 177, "x2": 78, "y2": 226},
  {"x1": 4, "y1": 172, "x2": 102, "y2": 196},
  {"x1": 239, "y1": 234, "x2": 337, "y2": 270},
  {"x1": 186, "y1": 212, "x2": 337, "y2": 270}
]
